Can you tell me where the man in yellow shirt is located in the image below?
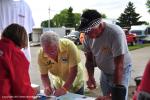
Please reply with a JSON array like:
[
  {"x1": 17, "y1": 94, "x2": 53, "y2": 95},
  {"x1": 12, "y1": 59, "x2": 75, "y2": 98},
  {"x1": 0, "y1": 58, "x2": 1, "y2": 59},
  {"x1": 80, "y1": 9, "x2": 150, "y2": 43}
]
[{"x1": 38, "y1": 31, "x2": 84, "y2": 96}]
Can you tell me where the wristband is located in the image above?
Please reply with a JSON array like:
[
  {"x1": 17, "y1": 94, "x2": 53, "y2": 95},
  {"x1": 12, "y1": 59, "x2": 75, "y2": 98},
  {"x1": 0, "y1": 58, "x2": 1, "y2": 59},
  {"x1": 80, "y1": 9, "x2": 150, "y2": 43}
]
[
  {"x1": 62, "y1": 86, "x2": 68, "y2": 93},
  {"x1": 112, "y1": 85, "x2": 126, "y2": 100}
]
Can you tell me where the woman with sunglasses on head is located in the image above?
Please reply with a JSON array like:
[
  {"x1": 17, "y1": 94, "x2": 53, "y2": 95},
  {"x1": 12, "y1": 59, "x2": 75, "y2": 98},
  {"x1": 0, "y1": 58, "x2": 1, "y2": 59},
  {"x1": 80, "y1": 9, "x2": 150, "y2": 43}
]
[
  {"x1": 0, "y1": 24, "x2": 37, "y2": 100},
  {"x1": 38, "y1": 31, "x2": 84, "y2": 97},
  {"x1": 78, "y1": 9, "x2": 132, "y2": 100}
]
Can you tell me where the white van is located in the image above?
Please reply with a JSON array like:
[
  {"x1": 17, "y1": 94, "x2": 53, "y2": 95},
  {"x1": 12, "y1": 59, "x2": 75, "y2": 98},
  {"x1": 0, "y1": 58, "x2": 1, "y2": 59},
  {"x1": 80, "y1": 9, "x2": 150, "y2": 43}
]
[{"x1": 129, "y1": 25, "x2": 150, "y2": 42}]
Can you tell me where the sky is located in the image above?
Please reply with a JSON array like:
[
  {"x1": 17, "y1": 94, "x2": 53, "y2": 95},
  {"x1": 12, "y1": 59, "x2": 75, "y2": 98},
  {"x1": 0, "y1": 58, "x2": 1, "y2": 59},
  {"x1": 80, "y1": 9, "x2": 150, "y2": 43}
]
[{"x1": 25, "y1": 0, "x2": 150, "y2": 27}]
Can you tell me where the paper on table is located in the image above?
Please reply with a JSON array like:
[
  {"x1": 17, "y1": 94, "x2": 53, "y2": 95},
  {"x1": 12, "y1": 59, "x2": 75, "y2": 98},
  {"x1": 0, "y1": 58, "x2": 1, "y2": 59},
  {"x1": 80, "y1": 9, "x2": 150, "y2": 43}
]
[
  {"x1": 37, "y1": 90, "x2": 57, "y2": 100},
  {"x1": 75, "y1": 98, "x2": 95, "y2": 100},
  {"x1": 38, "y1": 90, "x2": 95, "y2": 100},
  {"x1": 57, "y1": 92, "x2": 95, "y2": 100}
]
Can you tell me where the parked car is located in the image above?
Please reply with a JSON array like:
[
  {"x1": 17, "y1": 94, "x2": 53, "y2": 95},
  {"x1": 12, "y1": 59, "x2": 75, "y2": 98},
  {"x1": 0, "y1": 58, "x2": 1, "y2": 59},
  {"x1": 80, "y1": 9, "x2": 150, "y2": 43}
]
[
  {"x1": 129, "y1": 25, "x2": 150, "y2": 38},
  {"x1": 123, "y1": 29, "x2": 137, "y2": 46},
  {"x1": 64, "y1": 31, "x2": 81, "y2": 45},
  {"x1": 129, "y1": 25, "x2": 150, "y2": 43}
]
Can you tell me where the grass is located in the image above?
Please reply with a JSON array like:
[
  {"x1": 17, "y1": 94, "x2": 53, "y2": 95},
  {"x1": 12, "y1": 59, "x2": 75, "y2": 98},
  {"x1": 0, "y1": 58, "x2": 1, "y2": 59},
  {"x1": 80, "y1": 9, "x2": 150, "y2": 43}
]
[
  {"x1": 128, "y1": 43, "x2": 150, "y2": 51},
  {"x1": 77, "y1": 43, "x2": 150, "y2": 51}
]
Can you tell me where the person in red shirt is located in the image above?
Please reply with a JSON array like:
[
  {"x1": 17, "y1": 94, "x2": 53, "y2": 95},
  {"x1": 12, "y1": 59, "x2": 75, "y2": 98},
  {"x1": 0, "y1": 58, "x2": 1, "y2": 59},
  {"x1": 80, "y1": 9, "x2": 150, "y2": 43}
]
[
  {"x1": 0, "y1": 24, "x2": 36, "y2": 100},
  {"x1": 133, "y1": 60, "x2": 150, "y2": 100}
]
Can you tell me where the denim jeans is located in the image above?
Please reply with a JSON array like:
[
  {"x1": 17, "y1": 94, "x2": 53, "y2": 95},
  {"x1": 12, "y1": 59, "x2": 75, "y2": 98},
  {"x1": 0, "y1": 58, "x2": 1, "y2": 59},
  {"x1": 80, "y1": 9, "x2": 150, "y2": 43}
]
[{"x1": 100, "y1": 64, "x2": 132, "y2": 100}]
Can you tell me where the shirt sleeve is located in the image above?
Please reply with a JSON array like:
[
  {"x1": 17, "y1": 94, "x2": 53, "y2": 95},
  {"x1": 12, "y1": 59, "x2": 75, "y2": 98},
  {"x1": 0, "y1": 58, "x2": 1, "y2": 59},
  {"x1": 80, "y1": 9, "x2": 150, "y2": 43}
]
[
  {"x1": 68, "y1": 41, "x2": 81, "y2": 68},
  {"x1": 38, "y1": 48, "x2": 49, "y2": 75},
  {"x1": 111, "y1": 26, "x2": 128, "y2": 57},
  {"x1": 83, "y1": 36, "x2": 91, "y2": 53}
]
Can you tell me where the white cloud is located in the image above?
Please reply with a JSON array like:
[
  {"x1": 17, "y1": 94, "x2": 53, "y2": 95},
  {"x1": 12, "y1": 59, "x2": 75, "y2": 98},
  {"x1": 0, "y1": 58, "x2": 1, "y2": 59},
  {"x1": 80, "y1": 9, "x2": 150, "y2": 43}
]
[{"x1": 25, "y1": 0, "x2": 150, "y2": 27}]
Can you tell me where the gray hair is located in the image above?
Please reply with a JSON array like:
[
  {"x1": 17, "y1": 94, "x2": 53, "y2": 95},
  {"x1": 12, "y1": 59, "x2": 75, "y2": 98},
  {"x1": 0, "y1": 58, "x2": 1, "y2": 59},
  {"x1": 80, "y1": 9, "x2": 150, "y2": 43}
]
[{"x1": 40, "y1": 31, "x2": 59, "y2": 46}]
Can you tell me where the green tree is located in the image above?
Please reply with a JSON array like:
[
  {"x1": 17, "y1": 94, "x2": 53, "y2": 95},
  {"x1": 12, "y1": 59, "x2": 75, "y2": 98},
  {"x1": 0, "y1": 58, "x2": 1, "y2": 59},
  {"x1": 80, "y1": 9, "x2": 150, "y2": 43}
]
[
  {"x1": 74, "y1": 13, "x2": 81, "y2": 28},
  {"x1": 41, "y1": 19, "x2": 54, "y2": 27},
  {"x1": 117, "y1": 2, "x2": 143, "y2": 27},
  {"x1": 41, "y1": 20, "x2": 48, "y2": 27},
  {"x1": 41, "y1": 7, "x2": 80, "y2": 28},
  {"x1": 101, "y1": 13, "x2": 107, "y2": 18},
  {"x1": 65, "y1": 7, "x2": 76, "y2": 27},
  {"x1": 52, "y1": 9, "x2": 68, "y2": 27},
  {"x1": 146, "y1": 0, "x2": 150, "y2": 13}
]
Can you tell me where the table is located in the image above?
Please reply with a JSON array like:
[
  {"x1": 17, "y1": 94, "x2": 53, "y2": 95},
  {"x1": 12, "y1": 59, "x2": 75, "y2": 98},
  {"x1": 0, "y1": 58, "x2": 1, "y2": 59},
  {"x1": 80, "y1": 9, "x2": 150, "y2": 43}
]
[
  {"x1": 38, "y1": 90, "x2": 95, "y2": 100},
  {"x1": 56, "y1": 92, "x2": 95, "y2": 100}
]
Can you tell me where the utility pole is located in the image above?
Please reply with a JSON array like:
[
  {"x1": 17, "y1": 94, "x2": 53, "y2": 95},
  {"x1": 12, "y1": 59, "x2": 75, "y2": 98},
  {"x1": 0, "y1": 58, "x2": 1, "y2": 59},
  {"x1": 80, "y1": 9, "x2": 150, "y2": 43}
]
[{"x1": 48, "y1": 7, "x2": 50, "y2": 29}]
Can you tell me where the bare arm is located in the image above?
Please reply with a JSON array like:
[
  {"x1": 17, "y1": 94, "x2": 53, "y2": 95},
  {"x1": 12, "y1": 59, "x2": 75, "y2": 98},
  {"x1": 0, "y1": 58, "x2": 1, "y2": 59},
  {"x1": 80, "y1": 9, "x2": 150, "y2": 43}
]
[
  {"x1": 85, "y1": 52, "x2": 95, "y2": 78},
  {"x1": 41, "y1": 74, "x2": 53, "y2": 95},
  {"x1": 114, "y1": 54, "x2": 124, "y2": 85},
  {"x1": 54, "y1": 66, "x2": 78, "y2": 96},
  {"x1": 85, "y1": 52, "x2": 96, "y2": 89},
  {"x1": 63, "y1": 65, "x2": 77, "y2": 90}
]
